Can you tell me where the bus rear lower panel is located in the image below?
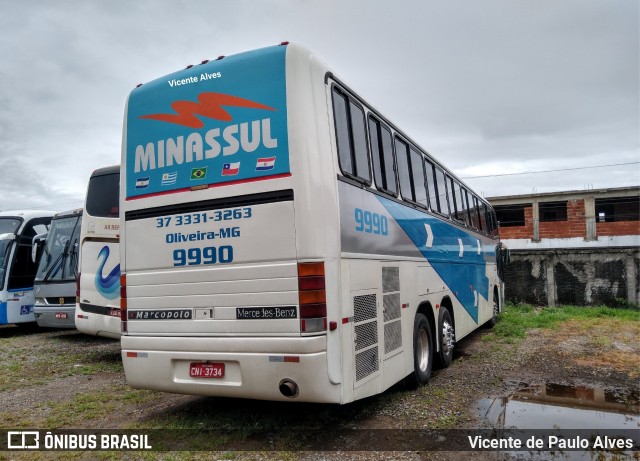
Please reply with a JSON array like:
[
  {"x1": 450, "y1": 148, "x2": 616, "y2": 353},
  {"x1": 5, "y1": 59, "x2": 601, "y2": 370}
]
[{"x1": 121, "y1": 335, "x2": 342, "y2": 403}]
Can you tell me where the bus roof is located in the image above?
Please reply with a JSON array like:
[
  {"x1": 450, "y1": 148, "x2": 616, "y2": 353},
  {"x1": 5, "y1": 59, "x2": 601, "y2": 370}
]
[
  {"x1": 91, "y1": 165, "x2": 119, "y2": 177},
  {"x1": 52, "y1": 208, "x2": 83, "y2": 219},
  {"x1": 0, "y1": 210, "x2": 56, "y2": 221}
]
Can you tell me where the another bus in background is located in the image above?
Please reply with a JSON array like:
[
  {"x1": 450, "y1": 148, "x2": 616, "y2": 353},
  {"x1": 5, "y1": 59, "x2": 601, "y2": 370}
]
[
  {"x1": 33, "y1": 209, "x2": 82, "y2": 328},
  {"x1": 0, "y1": 210, "x2": 54, "y2": 326},
  {"x1": 75, "y1": 165, "x2": 121, "y2": 338}
]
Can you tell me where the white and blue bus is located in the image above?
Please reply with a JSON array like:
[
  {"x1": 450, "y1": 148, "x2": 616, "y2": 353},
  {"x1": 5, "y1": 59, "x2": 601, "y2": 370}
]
[
  {"x1": 75, "y1": 165, "x2": 121, "y2": 338},
  {"x1": 120, "y1": 43, "x2": 503, "y2": 403},
  {"x1": 0, "y1": 210, "x2": 54, "y2": 326}
]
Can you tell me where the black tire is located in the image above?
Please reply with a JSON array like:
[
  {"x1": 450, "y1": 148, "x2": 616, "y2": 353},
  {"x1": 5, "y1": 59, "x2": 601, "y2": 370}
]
[
  {"x1": 436, "y1": 308, "x2": 454, "y2": 368},
  {"x1": 407, "y1": 313, "x2": 433, "y2": 388},
  {"x1": 486, "y1": 291, "x2": 499, "y2": 328}
]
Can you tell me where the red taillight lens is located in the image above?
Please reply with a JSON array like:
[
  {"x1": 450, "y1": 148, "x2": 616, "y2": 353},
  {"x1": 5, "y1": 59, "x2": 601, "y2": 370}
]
[
  {"x1": 300, "y1": 303, "x2": 327, "y2": 318},
  {"x1": 120, "y1": 274, "x2": 127, "y2": 333},
  {"x1": 298, "y1": 262, "x2": 324, "y2": 277},
  {"x1": 298, "y1": 262, "x2": 326, "y2": 333},
  {"x1": 120, "y1": 274, "x2": 127, "y2": 310},
  {"x1": 298, "y1": 276, "x2": 325, "y2": 291},
  {"x1": 299, "y1": 290, "x2": 326, "y2": 305},
  {"x1": 75, "y1": 273, "x2": 81, "y2": 301}
]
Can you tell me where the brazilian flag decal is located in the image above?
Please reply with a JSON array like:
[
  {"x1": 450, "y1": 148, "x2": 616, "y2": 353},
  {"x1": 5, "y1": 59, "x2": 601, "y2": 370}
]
[{"x1": 190, "y1": 167, "x2": 207, "y2": 180}]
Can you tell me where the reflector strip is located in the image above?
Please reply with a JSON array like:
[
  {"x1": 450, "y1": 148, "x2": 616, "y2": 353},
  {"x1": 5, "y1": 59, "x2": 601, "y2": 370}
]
[
  {"x1": 268, "y1": 356, "x2": 300, "y2": 363},
  {"x1": 342, "y1": 317, "x2": 353, "y2": 324},
  {"x1": 402, "y1": 303, "x2": 409, "y2": 309},
  {"x1": 126, "y1": 352, "x2": 148, "y2": 358}
]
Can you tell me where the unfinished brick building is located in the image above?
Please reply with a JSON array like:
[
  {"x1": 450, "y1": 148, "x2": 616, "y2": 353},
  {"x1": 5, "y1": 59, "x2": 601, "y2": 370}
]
[{"x1": 488, "y1": 186, "x2": 639, "y2": 307}]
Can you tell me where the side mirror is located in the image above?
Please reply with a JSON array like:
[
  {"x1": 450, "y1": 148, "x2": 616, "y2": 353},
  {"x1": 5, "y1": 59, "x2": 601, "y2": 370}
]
[
  {"x1": 499, "y1": 244, "x2": 510, "y2": 265},
  {"x1": 32, "y1": 233, "x2": 48, "y2": 263}
]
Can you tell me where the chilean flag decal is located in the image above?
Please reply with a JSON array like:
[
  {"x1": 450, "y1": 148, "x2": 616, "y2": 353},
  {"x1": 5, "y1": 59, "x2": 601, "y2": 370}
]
[{"x1": 222, "y1": 162, "x2": 240, "y2": 176}]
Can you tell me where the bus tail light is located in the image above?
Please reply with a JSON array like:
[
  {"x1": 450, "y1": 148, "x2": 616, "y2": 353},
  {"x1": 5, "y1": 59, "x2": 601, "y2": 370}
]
[
  {"x1": 75, "y1": 273, "x2": 81, "y2": 303},
  {"x1": 298, "y1": 262, "x2": 326, "y2": 333},
  {"x1": 120, "y1": 274, "x2": 127, "y2": 333}
]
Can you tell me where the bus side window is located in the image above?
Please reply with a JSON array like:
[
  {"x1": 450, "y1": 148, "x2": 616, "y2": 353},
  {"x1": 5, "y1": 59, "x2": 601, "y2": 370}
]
[
  {"x1": 446, "y1": 175, "x2": 456, "y2": 219},
  {"x1": 473, "y1": 196, "x2": 483, "y2": 231},
  {"x1": 368, "y1": 117, "x2": 397, "y2": 196},
  {"x1": 332, "y1": 87, "x2": 371, "y2": 184},
  {"x1": 480, "y1": 203, "x2": 489, "y2": 233},
  {"x1": 470, "y1": 194, "x2": 480, "y2": 229},
  {"x1": 410, "y1": 147, "x2": 428, "y2": 208},
  {"x1": 434, "y1": 167, "x2": 450, "y2": 216},
  {"x1": 461, "y1": 187, "x2": 472, "y2": 227},
  {"x1": 452, "y1": 181, "x2": 465, "y2": 223},
  {"x1": 395, "y1": 138, "x2": 412, "y2": 201},
  {"x1": 425, "y1": 160, "x2": 439, "y2": 212}
]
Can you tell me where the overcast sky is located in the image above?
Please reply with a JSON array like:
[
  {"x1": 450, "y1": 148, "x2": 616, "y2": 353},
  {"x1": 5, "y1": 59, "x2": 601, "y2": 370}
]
[{"x1": 0, "y1": 0, "x2": 638, "y2": 211}]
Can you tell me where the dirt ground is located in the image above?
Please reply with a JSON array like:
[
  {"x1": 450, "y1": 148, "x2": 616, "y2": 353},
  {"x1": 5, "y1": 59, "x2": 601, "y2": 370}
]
[{"x1": 0, "y1": 313, "x2": 638, "y2": 460}]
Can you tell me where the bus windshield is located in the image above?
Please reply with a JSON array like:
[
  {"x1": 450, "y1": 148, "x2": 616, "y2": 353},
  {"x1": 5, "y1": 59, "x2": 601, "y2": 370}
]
[{"x1": 35, "y1": 215, "x2": 81, "y2": 283}]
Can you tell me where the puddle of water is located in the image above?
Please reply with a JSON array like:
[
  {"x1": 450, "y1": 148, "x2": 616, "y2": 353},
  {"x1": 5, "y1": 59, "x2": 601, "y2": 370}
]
[
  {"x1": 478, "y1": 382, "x2": 639, "y2": 430},
  {"x1": 478, "y1": 382, "x2": 639, "y2": 460}
]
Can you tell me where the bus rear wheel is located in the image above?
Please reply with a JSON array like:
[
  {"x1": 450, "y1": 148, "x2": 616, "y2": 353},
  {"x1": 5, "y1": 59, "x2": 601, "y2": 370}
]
[
  {"x1": 407, "y1": 313, "x2": 433, "y2": 388},
  {"x1": 436, "y1": 308, "x2": 454, "y2": 368},
  {"x1": 486, "y1": 291, "x2": 499, "y2": 328}
]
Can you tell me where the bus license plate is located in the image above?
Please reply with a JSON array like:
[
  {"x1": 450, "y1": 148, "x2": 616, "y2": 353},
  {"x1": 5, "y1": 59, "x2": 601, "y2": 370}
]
[
  {"x1": 189, "y1": 362, "x2": 225, "y2": 379},
  {"x1": 55, "y1": 313, "x2": 68, "y2": 319}
]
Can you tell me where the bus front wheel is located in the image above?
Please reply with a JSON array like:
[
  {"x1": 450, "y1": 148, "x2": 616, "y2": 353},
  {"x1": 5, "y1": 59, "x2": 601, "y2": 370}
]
[{"x1": 408, "y1": 313, "x2": 433, "y2": 387}]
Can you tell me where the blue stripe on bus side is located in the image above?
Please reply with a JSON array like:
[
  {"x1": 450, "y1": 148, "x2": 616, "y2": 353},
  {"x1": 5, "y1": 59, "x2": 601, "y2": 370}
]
[
  {"x1": 375, "y1": 195, "x2": 494, "y2": 323},
  {"x1": 0, "y1": 302, "x2": 7, "y2": 324}
]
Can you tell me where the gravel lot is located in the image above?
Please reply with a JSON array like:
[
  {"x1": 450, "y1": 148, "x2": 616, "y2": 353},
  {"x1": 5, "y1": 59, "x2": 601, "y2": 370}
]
[{"x1": 0, "y1": 308, "x2": 638, "y2": 460}]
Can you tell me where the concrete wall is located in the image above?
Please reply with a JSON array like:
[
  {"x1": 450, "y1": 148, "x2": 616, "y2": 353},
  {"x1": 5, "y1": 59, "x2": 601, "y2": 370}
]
[{"x1": 504, "y1": 248, "x2": 639, "y2": 307}]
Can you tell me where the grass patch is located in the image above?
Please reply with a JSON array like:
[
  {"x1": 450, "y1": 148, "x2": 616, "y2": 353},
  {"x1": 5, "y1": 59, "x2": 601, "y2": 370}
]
[
  {"x1": 0, "y1": 330, "x2": 122, "y2": 392},
  {"x1": 492, "y1": 303, "x2": 640, "y2": 341}
]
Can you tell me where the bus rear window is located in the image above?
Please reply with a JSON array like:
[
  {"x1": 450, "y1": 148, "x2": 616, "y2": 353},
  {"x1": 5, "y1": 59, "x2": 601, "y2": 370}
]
[{"x1": 86, "y1": 173, "x2": 119, "y2": 218}]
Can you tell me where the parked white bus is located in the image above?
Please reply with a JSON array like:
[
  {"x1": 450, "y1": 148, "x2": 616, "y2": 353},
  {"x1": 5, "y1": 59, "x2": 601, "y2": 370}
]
[
  {"x1": 33, "y1": 209, "x2": 82, "y2": 328},
  {"x1": 75, "y1": 165, "x2": 121, "y2": 338},
  {"x1": 120, "y1": 43, "x2": 503, "y2": 403},
  {"x1": 0, "y1": 210, "x2": 54, "y2": 326}
]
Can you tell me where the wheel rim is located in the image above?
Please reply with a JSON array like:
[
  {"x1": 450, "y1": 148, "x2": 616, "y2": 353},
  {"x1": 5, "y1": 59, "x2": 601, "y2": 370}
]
[
  {"x1": 417, "y1": 328, "x2": 430, "y2": 372},
  {"x1": 442, "y1": 320, "x2": 454, "y2": 355}
]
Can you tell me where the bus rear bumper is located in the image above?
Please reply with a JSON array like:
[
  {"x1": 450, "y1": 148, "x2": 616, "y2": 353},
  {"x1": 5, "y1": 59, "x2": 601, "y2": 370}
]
[
  {"x1": 34, "y1": 305, "x2": 76, "y2": 329},
  {"x1": 75, "y1": 308, "x2": 121, "y2": 339},
  {"x1": 121, "y1": 335, "x2": 342, "y2": 403}
]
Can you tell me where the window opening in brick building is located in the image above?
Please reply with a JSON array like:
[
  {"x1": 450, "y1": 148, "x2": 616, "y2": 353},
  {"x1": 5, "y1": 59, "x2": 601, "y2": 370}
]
[
  {"x1": 539, "y1": 201, "x2": 567, "y2": 222},
  {"x1": 595, "y1": 197, "x2": 640, "y2": 222},
  {"x1": 494, "y1": 204, "x2": 526, "y2": 227}
]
